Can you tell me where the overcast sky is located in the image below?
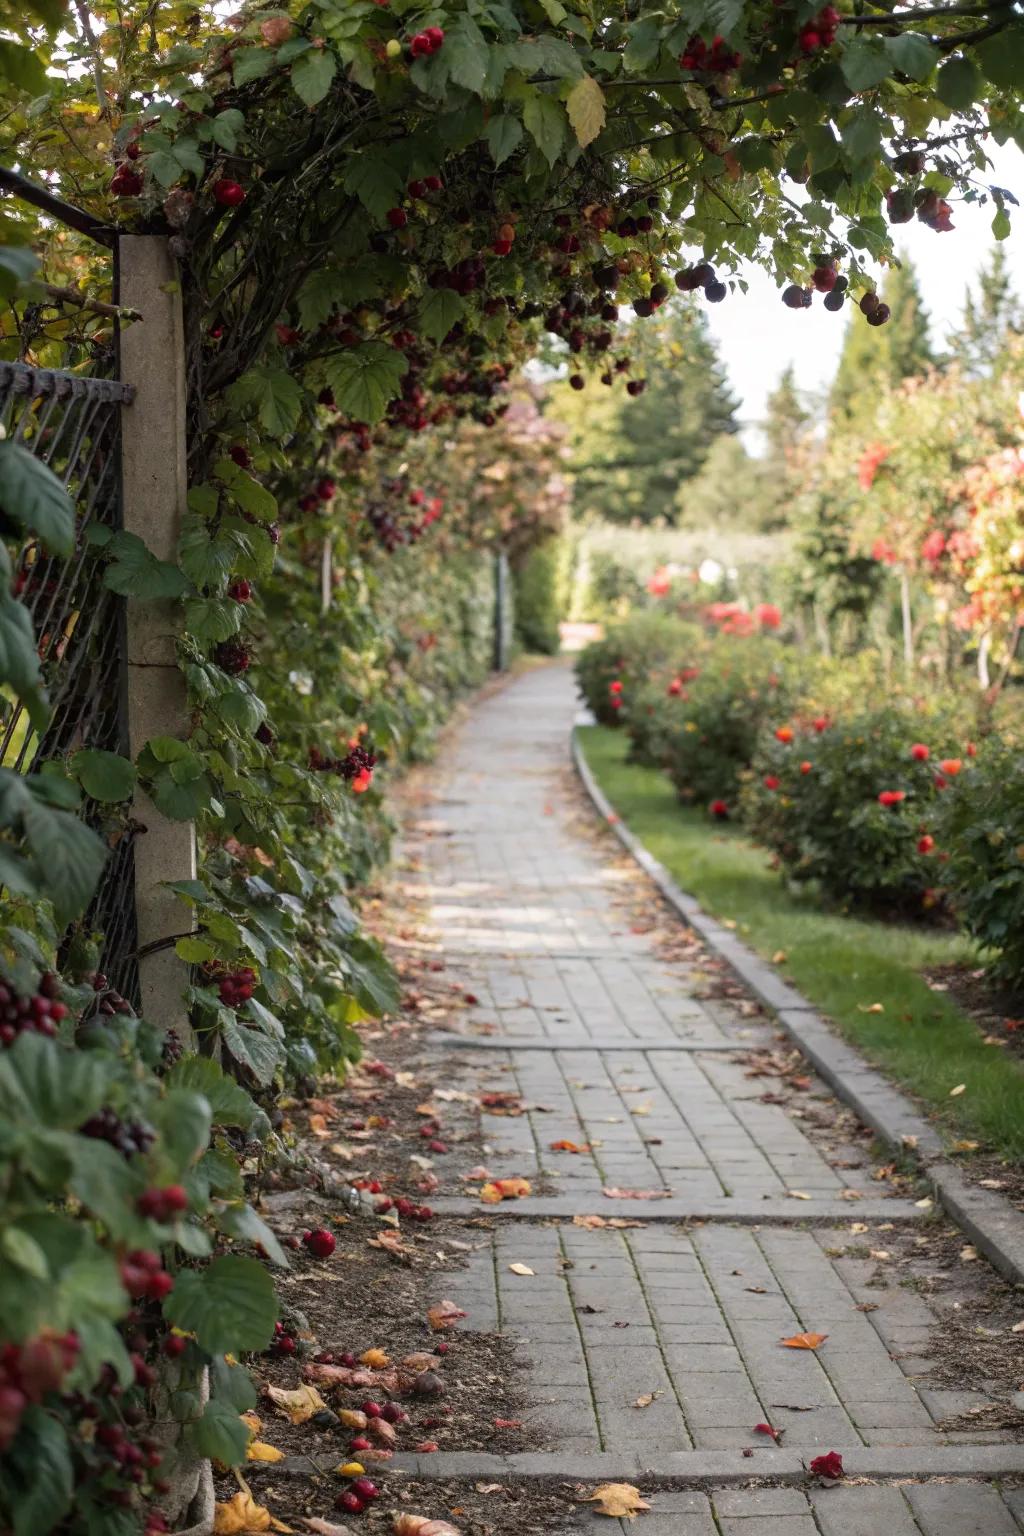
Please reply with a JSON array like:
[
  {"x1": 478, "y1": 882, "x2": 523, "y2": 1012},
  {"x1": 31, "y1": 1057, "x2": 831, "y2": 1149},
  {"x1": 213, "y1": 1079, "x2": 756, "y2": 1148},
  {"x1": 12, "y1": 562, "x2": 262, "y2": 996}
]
[{"x1": 703, "y1": 141, "x2": 1024, "y2": 450}]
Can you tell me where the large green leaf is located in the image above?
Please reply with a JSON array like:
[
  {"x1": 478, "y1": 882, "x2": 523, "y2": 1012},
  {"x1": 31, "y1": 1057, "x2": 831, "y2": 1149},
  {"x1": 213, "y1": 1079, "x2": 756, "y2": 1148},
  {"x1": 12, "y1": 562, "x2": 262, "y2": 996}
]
[
  {"x1": 523, "y1": 92, "x2": 567, "y2": 169},
  {"x1": 0, "y1": 590, "x2": 49, "y2": 729},
  {"x1": 0, "y1": 1034, "x2": 108, "y2": 1130},
  {"x1": 69, "y1": 749, "x2": 137, "y2": 804},
  {"x1": 150, "y1": 1087, "x2": 213, "y2": 1172},
  {"x1": 976, "y1": 26, "x2": 1024, "y2": 90},
  {"x1": 0, "y1": 441, "x2": 74, "y2": 555},
  {"x1": 20, "y1": 792, "x2": 107, "y2": 925},
  {"x1": 840, "y1": 35, "x2": 892, "y2": 91},
  {"x1": 169, "y1": 1055, "x2": 258, "y2": 1126},
  {"x1": 444, "y1": 14, "x2": 490, "y2": 93},
  {"x1": 322, "y1": 343, "x2": 408, "y2": 426},
  {"x1": 5, "y1": 1406, "x2": 73, "y2": 1536},
  {"x1": 0, "y1": 39, "x2": 49, "y2": 97},
  {"x1": 164, "y1": 1254, "x2": 277, "y2": 1353},
  {"x1": 292, "y1": 47, "x2": 337, "y2": 107},
  {"x1": 418, "y1": 289, "x2": 466, "y2": 345},
  {"x1": 343, "y1": 156, "x2": 405, "y2": 222},
  {"x1": 213, "y1": 458, "x2": 277, "y2": 521},
  {"x1": 623, "y1": 18, "x2": 661, "y2": 74},
  {"x1": 183, "y1": 597, "x2": 243, "y2": 643},
  {"x1": 486, "y1": 113, "x2": 523, "y2": 167},
  {"x1": 884, "y1": 32, "x2": 939, "y2": 82},
  {"x1": 225, "y1": 366, "x2": 304, "y2": 437},
  {"x1": 297, "y1": 268, "x2": 349, "y2": 331},
  {"x1": 216, "y1": 1201, "x2": 288, "y2": 1266},
  {"x1": 189, "y1": 1398, "x2": 251, "y2": 1466},
  {"x1": 936, "y1": 54, "x2": 981, "y2": 111},
  {"x1": 102, "y1": 531, "x2": 189, "y2": 600},
  {"x1": 221, "y1": 1018, "x2": 283, "y2": 1084}
]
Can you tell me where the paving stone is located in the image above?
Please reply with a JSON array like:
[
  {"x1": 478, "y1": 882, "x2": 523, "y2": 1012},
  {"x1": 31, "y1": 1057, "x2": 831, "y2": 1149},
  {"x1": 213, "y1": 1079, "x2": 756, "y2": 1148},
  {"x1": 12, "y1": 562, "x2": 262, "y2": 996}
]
[
  {"x1": 809, "y1": 1485, "x2": 920, "y2": 1536},
  {"x1": 713, "y1": 1488, "x2": 813, "y2": 1516},
  {"x1": 905, "y1": 1480, "x2": 1021, "y2": 1535}
]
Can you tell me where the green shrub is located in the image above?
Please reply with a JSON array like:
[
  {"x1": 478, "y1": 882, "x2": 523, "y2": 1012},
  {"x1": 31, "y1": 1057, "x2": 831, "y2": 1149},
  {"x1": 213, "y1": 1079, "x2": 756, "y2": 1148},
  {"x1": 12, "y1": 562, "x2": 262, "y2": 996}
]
[
  {"x1": 660, "y1": 637, "x2": 800, "y2": 812},
  {"x1": 513, "y1": 538, "x2": 563, "y2": 655},
  {"x1": 741, "y1": 704, "x2": 974, "y2": 914},
  {"x1": 935, "y1": 744, "x2": 1024, "y2": 987},
  {"x1": 574, "y1": 611, "x2": 701, "y2": 726}
]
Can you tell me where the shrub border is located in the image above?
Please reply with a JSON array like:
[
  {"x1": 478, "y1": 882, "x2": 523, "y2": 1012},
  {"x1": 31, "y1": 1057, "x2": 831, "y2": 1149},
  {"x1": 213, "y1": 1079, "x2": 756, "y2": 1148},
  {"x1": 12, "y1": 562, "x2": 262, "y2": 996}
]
[{"x1": 571, "y1": 725, "x2": 1024, "y2": 1287}]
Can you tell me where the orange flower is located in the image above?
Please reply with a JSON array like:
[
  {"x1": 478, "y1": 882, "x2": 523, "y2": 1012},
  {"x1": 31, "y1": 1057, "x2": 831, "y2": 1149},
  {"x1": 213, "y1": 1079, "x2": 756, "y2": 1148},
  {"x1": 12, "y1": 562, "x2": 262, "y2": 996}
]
[
  {"x1": 939, "y1": 758, "x2": 962, "y2": 776},
  {"x1": 775, "y1": 725, "x2": 794, "y2": 744}
]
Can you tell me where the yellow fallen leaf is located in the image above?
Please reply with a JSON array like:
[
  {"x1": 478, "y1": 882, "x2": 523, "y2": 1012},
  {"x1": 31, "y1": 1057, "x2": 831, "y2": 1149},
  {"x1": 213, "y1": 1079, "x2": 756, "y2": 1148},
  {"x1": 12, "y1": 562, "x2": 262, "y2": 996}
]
[
  {"x1": 849, "y1": 1222, "x2": 869, "y2": 1235},
  {"x1": 856, "y1": 1002, "x2": 884, "y2": 1013},
  {"x1": 586, "y1": 1482, "x2": 651, "y2": 1520},
  {"x1": 508, "y1": 1263, "x2": 534, "y2": 1276},
  {"x1": 267, "y1": 1383, "x2": 327, "y2": 1425},
  {"x1": 869, "y1": 1250, "x2": 891, "y2": 1261},
  {"x1": 914, "y1": 1197, "x2": 933, "y2": 1210},
  {"x1": 241, "y1": 1411, "x2": 262, "y2": 1434},
  {"x1": 360, "y1": 1347, "x2": 389, "y2": 1368},
  {"x1": 780, "y1": 1332, "x2": 828, "y2": 1350},
  {"x1": 952, "y1": 1139, "x2": 980, "y2": 1152},
  {"x1": 772, "y1": 950, "x2": 787, "y2": 964},
  {"x1": 787, "y1": 1190, "x2": 812, "y2": 1201},
  {"x1": 960, "y1": 1245, "x2": 978, "y2": 1262},
  {"x1": 479, "y1": 1177, "x2": 532, "y2": 1203},
  {"x1": 214, "y1": 1491, "x2": 293, "y2": 1533},
  {"x1": 901, "y1": 1135, "x2": 919, "y2": 1150},
  {"x1": 572, "y1": 1214, "x2": 646, "y2": 1230},
  {"x1": 247, "y1": 1441, "x2": 285, "y2": 1463},
  {"x1": 633, "y1": 1391, "x2": 663, "y2": 1409},
  {"x1": 1011, "y1": 1320, "x2": 1024, "y2": 1333},
  {"x1": 949, "y1": 1083, "x2": 967, "y2": 1097}
]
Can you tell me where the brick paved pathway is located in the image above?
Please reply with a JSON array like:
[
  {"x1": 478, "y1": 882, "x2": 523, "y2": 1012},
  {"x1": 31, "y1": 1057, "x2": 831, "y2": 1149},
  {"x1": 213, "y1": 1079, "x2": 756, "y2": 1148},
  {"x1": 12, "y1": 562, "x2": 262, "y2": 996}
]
[{"x1": 397, "y1": 663, "x2": 1024, "y2": 1532}]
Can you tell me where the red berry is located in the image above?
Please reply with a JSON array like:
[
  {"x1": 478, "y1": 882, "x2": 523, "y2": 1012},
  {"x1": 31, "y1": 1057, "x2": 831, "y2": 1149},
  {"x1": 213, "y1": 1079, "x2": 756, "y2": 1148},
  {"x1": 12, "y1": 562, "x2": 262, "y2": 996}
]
[
  {"x1": 303, "y1": 1228, "x2": 336, "y2": 1259},
  {"x1": 213, "y1": 179, "x2": 245, "y2": 207},
  {"x1": 351, "y1": 1477, "x2": 379, "y2": 1501},
  {"x1": 163, "y1": 1335, "x2": 187, "y2": 1358},
  {"x1": 386, "y1": 207, "x2": 408, "y2": 229},
  {"x1": 336, "y1": 1491, "x2": 365, "y2": 1515},
  {"x1": 147, "y1": 1272, "x2": 174, "y2": 1300},
  {"x1": 360, "y1": 1401, "x2": 382, "y2": 1418},
  {"x1": 424, "y1": 175, "x2": 443, "y2": 191},
  {"x1": 423, "y1": 25, "x2": 444, "y2": 50},
  {"x1": 111, "y1": 167, "x2": 144, "y2": 197},
  {"x1": 349, "y1": 1435, "x2": 372, "y2": 1452},
  {"x1": 380, "y1": 1403, "x2": 405, "y2": 1423}
]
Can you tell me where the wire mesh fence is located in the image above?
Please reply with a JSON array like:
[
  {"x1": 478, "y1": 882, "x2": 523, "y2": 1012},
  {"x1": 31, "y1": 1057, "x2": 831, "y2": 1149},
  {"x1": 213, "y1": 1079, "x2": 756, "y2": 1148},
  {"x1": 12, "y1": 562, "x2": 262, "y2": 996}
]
[{"x1": 0, "y1": 360, "x2": 140, "y2": 1001}]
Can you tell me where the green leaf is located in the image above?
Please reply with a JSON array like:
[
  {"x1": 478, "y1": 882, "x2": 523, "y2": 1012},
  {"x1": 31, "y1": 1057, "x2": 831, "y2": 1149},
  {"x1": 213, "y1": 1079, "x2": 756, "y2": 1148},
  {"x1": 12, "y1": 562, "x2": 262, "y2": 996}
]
[
  {"x1": 343, "y1": 156, "x2": 405, "y2": 222},
  {"x1": 936, "y1": 54, "x2": 981, "y2": 112},
  {"x1": 841, "y1": 108, "x2": 881, "y2": 163},
  {"x1": 0, "y1": 1226, "x2": 49, "y2": 1281},
  {"x1": 69, "y1": 749, "x2": 137, "y2": 803},
  {"x1": 992, "y1": 206, "x2": 1012, "y2": 240},
  {"x1": 296, "y1": 268, "x2": 348, "y2": 331},
  {"x1": 213, "y1": 459, "x2": 278, "y2": 521},
  {"x1": 0, "y1": 245, "x2": 39, "y2": 301},
  {"x1": 623, "y1": 18, "x2": 661, "y2": 74},
  {"x1": 884, "y1": 32, "x2": 939, "y2": 82},
  {"x1": 151, "y1": 1088, "x2": 212, "y2": 1172},
  {"x1": 292, "y1": 47, "x2": 336, "y2": 106},
  {"x1": 565, "y1": 73, "x2": 606, "y2": 148},
  {"x1": 68, "y1": 1138, "x2": 144, "y2": 1237},
  {"x1": 216, "y1": 1201, "x2": 288, "y2": 1266},
  {"x1": 164, "y1": 1254, "x2": 277, "y2": 1354},
  {"x1": 523, "y1": 93, "x2": 567, "y2": 169},
  {"x1": 705, "y1": 0, "x2": 742, "y2": 39},
  {"x1": 976, "y1": 26, "x2": 1024, "y2": 90},
  {"x1": 322, "y1": 342, "x2": 408, "y2": 427},
  {"x1": 0, "y1": 591, "x2": 49, "y2": 729},
  {"x1": 8, "y1": 1407, "x2": 73, "y2": 1536},
  {"x1": 505, "y1": 37, "x2": 583, "y2": 79},
  {"x1": 102, "y1": 531, "x2": 189, "y2": 600},
  {"x1": 486, "y1": 113, "x2": 523, "y2": 167},
  {"x1": 225, "y1": 366, "x2": 304, "y2": 437},
  {"x1": 183, "y1": 597, "x2": 243, "y2": 643},
  {"x1": 179, "y1": 517, "x2": 235, "y2": 589},
  {"x1": 189, "y1": 1398, "x2": 250, "y2": 1466},
  {"x1": 804, "y1": 123, "x2": 839, "y2": 172},
  {"x1": 221, "y1": 1018, "x2": 282, "y2": 1084},
  {"x1": 211, "y1": 108, "x2": 245, "y2": 151},
  {"x1": 20, "y1": 795, "x2": 107, "y2": 924},
  {"x1": 840, "y1": 36, "x2": 892, "y2": 91},
  {"x1": 0, "y1": 1033, "x2": 107, "y2": 1129},
  {"x1": 232, "y1": 46, "x2": 274, "y2": 86},
  {"x1": 167, "y1": 1054, "x2": 257, "y2": 1127},
  {"x1": 445, "y1": 14, "x2": 490, "y2": 93},
  {"x1": 210, "y1": 1355, "x2": 258, "y2": 1412},
  {"x1": 0, "y1": 441, "x2": 74, "y2": 555},
  {"x1": 418, "y1": 289, "x2": 466, "y2": 345},
  {"x1": 0, "y1": 40, "x2": 49, "y2": 96}
]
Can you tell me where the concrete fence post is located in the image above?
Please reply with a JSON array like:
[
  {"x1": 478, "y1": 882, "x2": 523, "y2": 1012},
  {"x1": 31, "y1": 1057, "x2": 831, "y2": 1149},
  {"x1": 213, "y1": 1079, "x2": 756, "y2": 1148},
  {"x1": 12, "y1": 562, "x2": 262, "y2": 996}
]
[{"x1": 117, "y1": 235, "x2": 197, "y2": 1040}]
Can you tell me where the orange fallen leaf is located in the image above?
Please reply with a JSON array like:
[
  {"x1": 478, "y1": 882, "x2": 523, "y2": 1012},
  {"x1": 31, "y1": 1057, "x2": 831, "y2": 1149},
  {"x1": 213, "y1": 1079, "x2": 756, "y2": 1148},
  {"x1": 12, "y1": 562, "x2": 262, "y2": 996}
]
[
  {"x1": 493, "y1": 1417, "x2": 522, "y2": 1428},
  {"x1": 427, "y1": 1299, "x2": 468, "y2": 1331},
  {"x1": 550, "y1": 1139, "x2": 589, "y2": 1153},
  {"x1": 586, "y1": 1482, "x2": 651, "y2": 1520},
  {"x1": 507, "y1": 1262, "x2": 534, "y2": 1276},
  {"x1": 480, "y1": 1177, "x2": 531, "y2": 1203},
  {"x1": 247, "y1": 1440, "x2": 285, "y2": 1463},
  {"x1": 392, "y1": 1517, "x2": 462, "y2": 1535},
  {"x1": 308, "y1": 1114, "x2": 331, "y2": 1137},
  {"x1": 214, "y1": 1491, "x2": 293, "y2": 1533},
  {"x1": 780, "y1": 1332, "x2": 828, "y2": 1350},
  {"x1": 573, "y1": 1214, "x2": 646, "y2": 1230},
  {"x1": 633, "y1": 1391, "x2": 662, "y2": 1408},
  {"x1": 267, "y1": 1383, "x2": 328, "y2": 1424}
]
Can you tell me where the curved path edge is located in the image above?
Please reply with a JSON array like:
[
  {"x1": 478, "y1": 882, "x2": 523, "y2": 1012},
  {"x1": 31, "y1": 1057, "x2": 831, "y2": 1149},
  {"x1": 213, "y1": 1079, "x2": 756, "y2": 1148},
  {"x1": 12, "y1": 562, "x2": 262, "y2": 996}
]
[{"x1": 571, "y1": 725, "x2": 1024, "y2": 1288}]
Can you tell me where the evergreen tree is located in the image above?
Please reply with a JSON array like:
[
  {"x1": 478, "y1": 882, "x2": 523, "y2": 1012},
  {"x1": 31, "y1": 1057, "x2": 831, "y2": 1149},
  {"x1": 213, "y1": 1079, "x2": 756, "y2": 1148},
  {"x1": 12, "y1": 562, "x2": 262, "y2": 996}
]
[
  {"x1": 550, "y1": 301, "x2": 739, "y2": 525},
  {"x1": 949, "y1": 245, "x2": 1022, "y2": 375},
  {"x1": 676, "y1": 435, "x2": 770, "y2": 530},
  {"x1": 830, "y1": 255, "x2": 935, "y2": 416}
]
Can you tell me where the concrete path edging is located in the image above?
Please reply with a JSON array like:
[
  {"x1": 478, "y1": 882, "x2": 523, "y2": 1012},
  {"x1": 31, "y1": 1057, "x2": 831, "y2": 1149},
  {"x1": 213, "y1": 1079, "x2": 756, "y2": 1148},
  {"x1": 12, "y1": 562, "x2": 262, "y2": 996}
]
[{"x1": 571, "y1": 727, "x2": 1024, "y2": 1286}]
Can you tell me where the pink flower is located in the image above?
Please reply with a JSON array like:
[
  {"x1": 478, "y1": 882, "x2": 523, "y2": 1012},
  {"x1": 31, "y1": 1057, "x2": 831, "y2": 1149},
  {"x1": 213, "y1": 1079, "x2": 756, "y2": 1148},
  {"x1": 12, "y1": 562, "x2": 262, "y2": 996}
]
[
  {"x1": 878, "y1": 790, "x2": 906, "y2": 807},
  {"x1": 921, "y1": 529, "x2": 946, "y2": 563},
  {"x1": 763, "y1": 775, "x2": 780, "y2": 791},
  {"x1": 647, "y1": 566, "x2": 672, "y2": 597},
  {"x1": 755, "y1": 602, "x2": 782, "y2": 630},
  {"x1": 910, "y1": 743, "x2": 930, "y2": 761}
]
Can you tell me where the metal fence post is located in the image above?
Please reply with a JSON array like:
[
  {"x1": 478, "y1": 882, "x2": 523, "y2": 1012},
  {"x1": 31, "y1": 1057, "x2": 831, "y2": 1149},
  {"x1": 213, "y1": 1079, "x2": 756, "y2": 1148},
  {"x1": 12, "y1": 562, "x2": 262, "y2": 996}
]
[
  {"x1": 494, "y1": 550, "x2": 508, "y2": 671},
  {"x1": 117, "y1": 235, "x2": 196, "y2": 1040}
]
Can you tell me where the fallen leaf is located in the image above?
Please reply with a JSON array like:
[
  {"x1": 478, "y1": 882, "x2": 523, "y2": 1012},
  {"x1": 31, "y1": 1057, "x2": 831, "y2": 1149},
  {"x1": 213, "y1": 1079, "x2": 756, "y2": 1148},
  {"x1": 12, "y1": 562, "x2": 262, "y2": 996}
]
[
  {"x1": 960, "y1": 1245, "x2": 978, "y2": 1262},
  {"x1": 771, "y1": 1403, "x2": 815, "y2": 1412},
  {"x1": 949, "y1": 1083, "x2": 967, "y2": 1097},
  {"x1": 979, "y1": 1179, "x2": 1006, "y2": 1189},
  {"x1": 392, "y1": 1516, "x2": 463, "y2": 1536},
  {"x1": 1011, "y1": 1321, "x2": 1024, "y2": 1333},
  {"x1": 856, "y1": 1003, "x2": 885, "y2": 1013},
  {"x1": 586, "y1": 1483, "x2": 651, "y2": 1520},
  {"x1": 630, "y1": 1104, "x2": 652, "y2": 1117},
  {"x1": 914, "y1": 1197, "x2": 934, "y2": 1209},
  {"x1": 508, "y1": 1263, "x2": 535, "y2": 1276},
  {"x1": 303, "y1": 1520, "x2": 359, "y2": 1536},
  {"x1": 479, "y1": 1093, "x2": 525, "y2": 1116},
  {"x1": 771, "y1": 950, "x2": 787, "y2": 964},
  {"x1": 479, "y1": 1177, "x2": 532, "y2": 1203},
  {"x1": 602, "y1": 1187, "x2": 671, "y2": 1201},
  {"x1": 951, "y1": 1139, "x2": 980, "y2": 1152},
  {"x1": 493, "y1": 1418, "x2": 522, "y2": 1429},
  {"x1": 780, "y1": 1332, "x2": 828, "y2": 1350},
  {"x1": 215, "y1": 1491, "x2": 293, "y2": 1533},
  {"x1": 754, "y1": 1422, "x2": 782, "y2": 1441},
  {"x1": 427, "y1": 1300, "x2": 467, "y2": 1331},
  {"x1": 838, "y1": 1189, "x2": 863, "y2": 1201},
  {"x1": 368, "y1": 1230, "x2": 415, "y2": 1257},
  {"x1": 549, "y1": 1139, "x2": 589, "y2": 1153},
  {"x1": 247, "y1": 1441, "x2": 285, "y2": 1463},
  {"x1": 745, "y1": 1286, "x2": 768, "y2": 1295},
  {"x1": 267, "y1": 1384, "x2": 328, "y2": 1425},
  {"x1": 360, "y1": 1348, "x2": 389, "y2": 1368},
  {"x1": 573, "y1": 1214, "x2": 646, "y2": 1230},
  {"x1": 308, "y1": 1114, "x2": 331, "y2": 1138},
  {"x1": 849, "y1": 1223, "x2": 869, "y2": 1235},
  {"x1": 855, "y1": 1303, "x2": 879, "y2": 1313},
  {"x1": 633, "y1": 1391, "x2": 663, "y2": 1408},
  {"x1": 787, "y1": 1190, "x2": 812, "y2": 1201},
  {"x1": 869, "y1": 1250, "x2": 891, "y2": 1261}
]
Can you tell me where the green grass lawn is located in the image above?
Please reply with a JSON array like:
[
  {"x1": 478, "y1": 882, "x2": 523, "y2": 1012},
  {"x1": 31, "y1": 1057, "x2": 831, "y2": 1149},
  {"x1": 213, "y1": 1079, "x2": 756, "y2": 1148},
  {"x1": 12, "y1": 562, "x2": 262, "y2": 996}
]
[{"x1": 578, "y1": 724, "x2": 1024, "y2": 1161}]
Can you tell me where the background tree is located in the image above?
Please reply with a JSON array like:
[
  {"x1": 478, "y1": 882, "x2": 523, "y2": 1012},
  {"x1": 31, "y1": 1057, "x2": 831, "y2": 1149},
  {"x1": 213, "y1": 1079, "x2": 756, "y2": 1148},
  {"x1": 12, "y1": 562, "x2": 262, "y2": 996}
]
[
  {"x1": 677, "y1": 434, "x2": 770, "y2": 531},
  {"x1": 549, "y1": 304, "x2": 738, "y2": 526},
  {"x1": 948, "y1": 246, "x2": 1022, "y2": 375},
  {"x1": 831, "y1": 257, "x2": 935, "y2": 415}
]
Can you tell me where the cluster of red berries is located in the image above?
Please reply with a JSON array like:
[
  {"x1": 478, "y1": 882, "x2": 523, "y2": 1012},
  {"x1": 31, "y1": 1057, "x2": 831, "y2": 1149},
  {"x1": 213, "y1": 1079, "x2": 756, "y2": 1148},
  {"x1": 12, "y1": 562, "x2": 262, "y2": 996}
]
[
  {"x1": 858, "y1": 291, "x2": 891, "y2": 328},
  {"x1": 428, "y1": 254, "x2": 488, "y2": 296},
  {"x1": 120, "y1": 1249, "x2": 174, "y2": 1302},
  {"x1": 214, "y1": 637, "x2": 251, "y2": 675},
  {"x1": 408, "y1": 25, "x2": 444, "y2": 56},
  {"x1": 336, "y1": 1475, "x2": 381, "y2": 1517},
  {"x1": 408, "y1": 175, "x2": 444, "y2": 198},
  {"x1": 272, "y1": 1320, "x2": 299, "y2": 1355},
  {"x1": 797, "y1": 4, "x2": 839, "y2": 52},
  {"x1": 679, "y1": 33, "x2": 742, "y2": 71},
  {"x1": 298, "y1": 477, "x2": 337, "y2": 513},
  {"x1": 217, "y1": 966, "x2": 256, "y2": 1007},
  {"x1": 136, "y1": 1185, "x2": 188, "y2": 1223},
  {"x1": 782, "y1": 255, "x2": 849, "y2": 313},
  {"x1": 92, "y1": 1416, "x2": 165, "y2": 1490},
  {"x1": 674, "y1": 262, "x2": 727, "y2": 304},
  {"x1": 0, "y1": 973, "x2": 69, "y2": 1047},
  {"x1": 111, "y1": 164, "x2": 144, "y2": 197},
  {"x1": 0, "y1": 1330, "x2": 79, "y2": 1450},
  {"x1": 80, "y1": 1107, "x2": 156, "y2": 1160},
  {"x1": 340, "y1": 744, "x2": 377, "y2": 794}
]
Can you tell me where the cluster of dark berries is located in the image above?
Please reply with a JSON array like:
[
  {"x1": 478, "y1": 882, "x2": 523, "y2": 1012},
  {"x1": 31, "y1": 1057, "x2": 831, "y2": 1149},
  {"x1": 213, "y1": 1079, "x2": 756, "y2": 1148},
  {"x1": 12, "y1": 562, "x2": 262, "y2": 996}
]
[
  {"x1": 679, "y1": 33, "x2": 742, "y2": 71},
  {"x1": 428, "y1": 254, "x2": 487, "y2": 296},
  {"x1": 120, "y1": 1248, "x2": 174, "y2": 1302},
  {"x1": 82, "y1": 971, "x2": 135, "y2": 1021},
  {"x1": 674, "y1": 262, "x2": 727, "y2": 304},
  {"x1": 408, "y1": 175, "x2": 443, "y2": 198},
  {"x1": 782, "y1": 255, "x2": 849, "y2": 312},
  {"x1": 272, "y1": 1320, "x2": 299, "y2": 1355},
  {"x1": 214, "y1": 637, "x2": 251, "y2": 675},
  {"x1": 91, "y1": 1415, "x2": 166, "y2": 1502},
  {"x1": 339, "y1": 745, "x2": 377, "y2": 783},
  {"x1": 80, "y1": 1107, "x2": 156, "y2": 1159},
  {"x1": 136, "y1": 1184, "x2": 188, "y2": 1223},
  {"x1": 298, "y1": 477, "x2": 337, "y2": 513},
  {"x1": 0, "y1": 1330, "x2": 79, "y2": 1451},
  {"x1": 859, "y1": 291, "x2": 891, "y2": 327},
  {"x1": 217, "y1": 966, "x2": 256, "y2": 1007},
  {"x1": 159, "y1": 1027, "x2": 184, "y2": 1069},
  {"x1": 408, "y1": 25, "x2": 443, "y2": 56},
  {"x1": 0, "y1": 973, "x2": 69, "y2": 1047},
  {"x1": 915, "y1": 189, "x2": 954, "y2": 232},
  {"x1": 111, "y1": 163, "x2": 143, "y2": 197},
  {"x1": 798, "y1": 5, "x2": 839, "y2": 52}
]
